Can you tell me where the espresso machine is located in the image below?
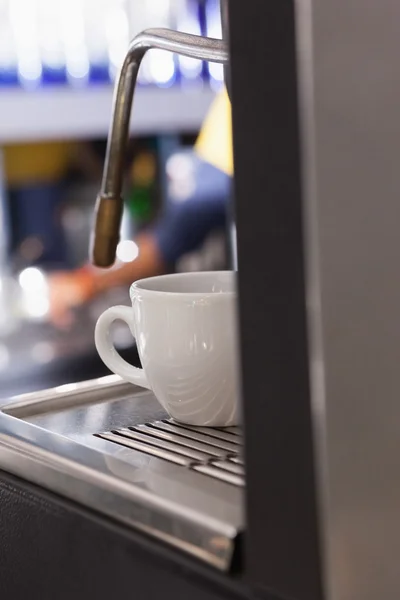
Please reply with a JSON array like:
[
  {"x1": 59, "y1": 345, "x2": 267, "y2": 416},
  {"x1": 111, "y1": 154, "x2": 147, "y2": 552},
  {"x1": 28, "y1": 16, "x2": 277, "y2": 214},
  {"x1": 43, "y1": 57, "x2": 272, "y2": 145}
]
[{"x1": 1, "y1": 1, "x2": 400, "y2": 600}]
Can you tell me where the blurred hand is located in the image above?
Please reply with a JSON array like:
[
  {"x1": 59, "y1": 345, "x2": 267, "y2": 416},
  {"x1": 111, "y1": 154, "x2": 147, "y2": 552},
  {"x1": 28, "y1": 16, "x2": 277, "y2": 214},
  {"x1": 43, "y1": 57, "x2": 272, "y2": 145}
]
[{"x1": 47, "y1": 267, "x2": 95, "y2": 329}]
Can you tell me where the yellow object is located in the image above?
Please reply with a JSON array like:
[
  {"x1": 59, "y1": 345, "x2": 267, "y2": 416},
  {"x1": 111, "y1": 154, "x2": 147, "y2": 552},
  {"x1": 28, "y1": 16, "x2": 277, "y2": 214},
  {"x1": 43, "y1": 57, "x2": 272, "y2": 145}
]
[
  {"x1": 3, "y1": 141, "x2": 75, "y2": 187},
  {"x1": 195, "y1": 87, "x2": 233, "y2": 176},
  {"x1": 4, "y1": 90, "x2": 233, "y2": 187}
]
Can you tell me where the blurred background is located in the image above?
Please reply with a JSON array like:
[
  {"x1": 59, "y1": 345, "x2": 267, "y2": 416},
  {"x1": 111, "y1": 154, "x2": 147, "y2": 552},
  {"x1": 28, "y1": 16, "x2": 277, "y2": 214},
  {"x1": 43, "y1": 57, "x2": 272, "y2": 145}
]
[{"x1": 0, "y1": 0, "x2": 233, "y2": 399}]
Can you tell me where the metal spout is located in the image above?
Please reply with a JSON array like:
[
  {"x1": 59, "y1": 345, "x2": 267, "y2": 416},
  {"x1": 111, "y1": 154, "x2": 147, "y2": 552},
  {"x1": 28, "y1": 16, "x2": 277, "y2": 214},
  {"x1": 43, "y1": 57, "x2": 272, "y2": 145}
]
[{"x1": 91, "y1": 28, "x2": 229, "y2": 267}]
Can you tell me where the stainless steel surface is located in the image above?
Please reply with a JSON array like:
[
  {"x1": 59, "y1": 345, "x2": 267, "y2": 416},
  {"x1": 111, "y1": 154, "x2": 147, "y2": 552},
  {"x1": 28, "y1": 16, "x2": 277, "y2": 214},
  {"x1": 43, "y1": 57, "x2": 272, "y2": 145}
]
[
  {"x1": 0, "y1": 376, "x2": 243, "y2": 570},
  {"x1": 91, "y1": 28, "x2": 228, "y2": 267},
  {"x1": 296, "y1": 1, "x2": 400, "y2": 598},
  {"x1": 96, "y1": 430, "x2": 190, "y2": 466},
  {"x1": 151, "y1": 421, "x2": 241, "y2": 452},
  {"x1": 104, "y1": 427, "x2": 215, "y2": 462},
  {"x1": 212, "y1": 461, "x2": 244, "y2": 477},
  {"x1": 97, "y1": 420, "x2": 244, "y2": 487},
  {"x1": 131, "y1": 424, "x2": 232, "y2": 458},
  {"x1": 170, "y1": 423, "x2": 242, "y2": 447},
  {"x1": 193, "y1": 464, "x2": 244, "y2": 488}
]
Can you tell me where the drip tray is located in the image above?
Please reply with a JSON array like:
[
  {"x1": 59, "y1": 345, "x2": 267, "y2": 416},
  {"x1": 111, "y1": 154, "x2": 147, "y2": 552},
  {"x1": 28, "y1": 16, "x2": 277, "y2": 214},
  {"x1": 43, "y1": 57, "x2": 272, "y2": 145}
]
[
  {"x1": 0, "y1": 376, "x2": 244, "y2": 571},
  {"x1": 96, "y1": 420, "x2": 244, "y2": 487}
]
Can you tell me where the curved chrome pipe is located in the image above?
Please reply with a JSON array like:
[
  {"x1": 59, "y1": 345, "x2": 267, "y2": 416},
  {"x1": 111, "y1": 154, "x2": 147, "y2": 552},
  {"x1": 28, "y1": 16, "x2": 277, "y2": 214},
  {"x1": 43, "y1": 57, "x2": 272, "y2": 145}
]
[
  {"x1": 91, "y1": 28, "x2": 229, "y2": 267},
  {"x1": 220, "y1": 0, "x2": 231, "y2": 96}
]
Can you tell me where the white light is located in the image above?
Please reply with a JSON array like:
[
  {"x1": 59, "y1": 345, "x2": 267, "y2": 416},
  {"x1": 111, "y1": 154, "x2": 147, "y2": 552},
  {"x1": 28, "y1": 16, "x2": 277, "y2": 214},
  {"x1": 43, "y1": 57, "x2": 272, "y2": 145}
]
[
  {"x1": 0, "y1": 26, "x2": 18, "y2": 70},
  {"x1": 205, "y1": 0, "x2": 223, "y2": 39},
  {"x1": 206, "y1": 15, "x2": 223, "y2": 39},
  {"x1": 166, "y1": 153, "x2": 196, "y2": 202},
  {"x1": 58, "y1": 0, "x2": 89, "y2": 83},
  {"x1": 116, "y1": 240, "x2": 139, "y2": 263},
  {"x1": 148, "y1": 50, "x2": 175, "y2": 86},
  {"x1": 179, "y1": 56, "x2": 202, "y2": 79},
  {"x1": 55, "y1": 382, "x2": 78, "y2": 393},
  {"x1": 96, "y1": 374, "x2": 121, "y2": 386},
  {"x1": 26, "y1": 296, "x2": 50, "y2": 319},
  {"x1": 209, "y1": 62, "x2": 224, "y2": 83},
  {"x1": 37, "y1": 0, "x2": 64, "y2": 69},
  {"x1": 66, "y1": 51, "x2": 89, "y2": 81},
  {"x1": 106, "y1": 6, "x2": 129, "y2": 72},
  {"x1": 82, "y1": 0, "x2": 108, "y2": 67},
  {"x1": 10, "y1": 0, "x2": 42, "y2": 85},
  {"x1": 19, "y1": 267, "x2": 47, "y2": 292},
  {"x1": 166, "y1": 153, "x2": 194, "y2": 179},
  {"x1": 145, "y1": 0, "x2": 171, "y2": 23},
  {"x1": 19, "y1": 57, "x2": 42, "y2": 83},
  {"x1": 19, "y1": 268, "x2": 49, "y2": 320}
]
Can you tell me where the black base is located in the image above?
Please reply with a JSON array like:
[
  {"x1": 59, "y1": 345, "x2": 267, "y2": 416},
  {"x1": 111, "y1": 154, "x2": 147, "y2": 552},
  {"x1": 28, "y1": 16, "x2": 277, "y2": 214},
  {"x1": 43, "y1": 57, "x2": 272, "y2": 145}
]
[{"x1": 0, "y1": 471, "x2": 255, "y2": 600}]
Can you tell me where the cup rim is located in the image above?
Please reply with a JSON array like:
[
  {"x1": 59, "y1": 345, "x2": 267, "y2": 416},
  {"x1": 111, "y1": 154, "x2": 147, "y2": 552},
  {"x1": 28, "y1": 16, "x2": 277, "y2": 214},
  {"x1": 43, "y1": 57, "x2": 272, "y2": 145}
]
[{"x1": 130, "y1": 270, "x2": 236, "y2": 299}]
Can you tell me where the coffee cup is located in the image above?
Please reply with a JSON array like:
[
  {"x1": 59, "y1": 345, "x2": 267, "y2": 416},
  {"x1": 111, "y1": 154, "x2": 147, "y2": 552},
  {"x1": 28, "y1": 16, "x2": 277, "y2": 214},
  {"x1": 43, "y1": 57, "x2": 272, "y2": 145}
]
[{"x1": 95, "y1": 271, "x2": 240, "y2": 427}]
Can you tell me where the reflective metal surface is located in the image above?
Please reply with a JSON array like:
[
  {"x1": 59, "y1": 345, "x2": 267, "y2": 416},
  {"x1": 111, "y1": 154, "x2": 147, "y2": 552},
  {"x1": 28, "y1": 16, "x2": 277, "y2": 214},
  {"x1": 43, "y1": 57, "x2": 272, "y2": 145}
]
[
  {"x1": 0, "y1": 376, "x2": 243, "y2": 570},
  {"x1": 97, "y1": 420, "x2": 244, "y2": 486},
  {"x1": 91, "y1": 28, "x2": 229, "y2": 267},
  {"x1": 296, "y1": 0, "x2": 400, "y2": 598}
]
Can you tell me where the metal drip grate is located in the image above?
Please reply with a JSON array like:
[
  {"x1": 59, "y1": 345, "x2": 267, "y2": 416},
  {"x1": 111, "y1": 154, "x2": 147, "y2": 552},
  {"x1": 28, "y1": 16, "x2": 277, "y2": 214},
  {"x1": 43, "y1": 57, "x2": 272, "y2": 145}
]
[
  {"x1": 96, "y1": 418, "x2": 245, "y2": 487},
  {"x1": 1, "y1": 380, "x2": 244, "y2": 570}
]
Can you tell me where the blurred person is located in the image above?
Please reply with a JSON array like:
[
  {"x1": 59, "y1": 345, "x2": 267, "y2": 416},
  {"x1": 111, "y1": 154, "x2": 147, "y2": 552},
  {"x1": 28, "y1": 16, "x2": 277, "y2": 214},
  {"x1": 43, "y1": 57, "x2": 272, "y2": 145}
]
[
  {"x1": 48, "y1": 88, "x2": 234, "y2": 327},
  {"x1": 4, "y1": 140, "x2": 102, "y2": 269}
]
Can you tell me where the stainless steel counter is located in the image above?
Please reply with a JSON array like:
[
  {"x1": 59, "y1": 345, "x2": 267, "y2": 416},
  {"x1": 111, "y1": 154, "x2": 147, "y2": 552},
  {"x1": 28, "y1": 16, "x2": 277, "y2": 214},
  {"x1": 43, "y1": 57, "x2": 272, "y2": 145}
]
[{"x1": 0, "y1": 376, "x2": 244, "y2": 571}]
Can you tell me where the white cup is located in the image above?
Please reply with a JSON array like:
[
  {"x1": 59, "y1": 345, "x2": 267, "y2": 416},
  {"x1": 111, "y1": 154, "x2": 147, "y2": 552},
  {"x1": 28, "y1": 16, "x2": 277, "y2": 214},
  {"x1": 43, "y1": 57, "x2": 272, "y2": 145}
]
[{"x1": 95, "y1": 271, "x2": 240, "y2": 427}]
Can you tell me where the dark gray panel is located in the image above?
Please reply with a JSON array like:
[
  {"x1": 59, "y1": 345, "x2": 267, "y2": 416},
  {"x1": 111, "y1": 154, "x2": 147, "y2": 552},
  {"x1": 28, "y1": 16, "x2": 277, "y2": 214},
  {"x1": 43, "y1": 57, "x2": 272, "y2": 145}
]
[
  {"x1": 228, "y1": 1, "x2": 322, "y2": 599},
  {"x1": 299, "y1": 0, "x2": 400, "y2": 598},
  {"x1": 0, "y1": 471, "x2": 250, "y2": 600}
]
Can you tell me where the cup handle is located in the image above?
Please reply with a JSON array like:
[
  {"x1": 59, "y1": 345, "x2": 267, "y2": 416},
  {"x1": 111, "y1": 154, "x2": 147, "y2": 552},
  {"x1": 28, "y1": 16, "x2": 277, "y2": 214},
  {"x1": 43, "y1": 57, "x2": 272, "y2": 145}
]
[{"x1": 95, "y1": 305, "x2": 150, "y2": 389}]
